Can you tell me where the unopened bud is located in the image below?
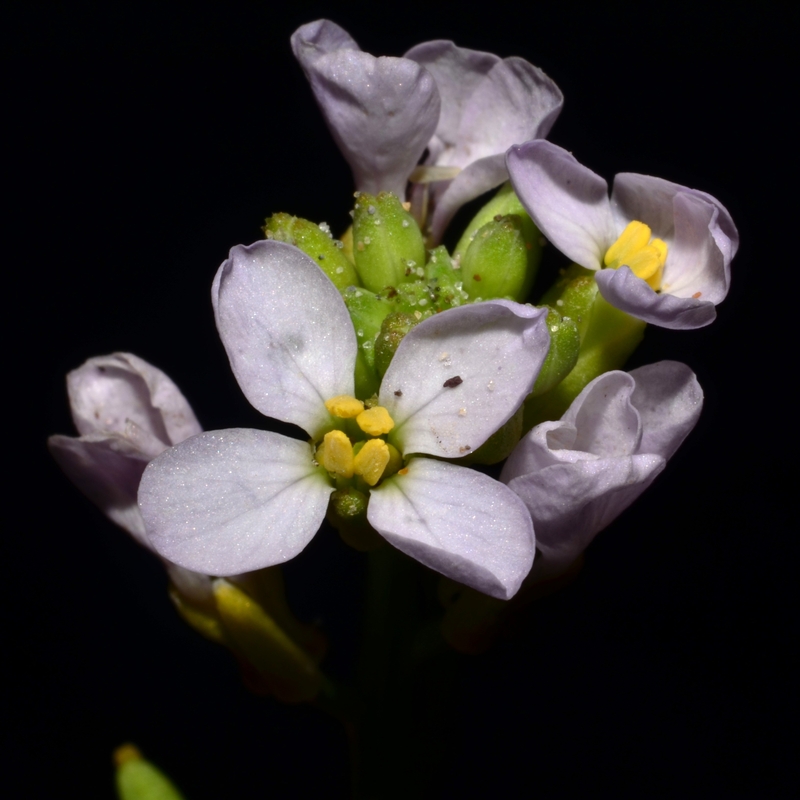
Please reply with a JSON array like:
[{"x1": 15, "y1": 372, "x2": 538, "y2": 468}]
[
  {"x1": 114, "y1": 744, "x2": 185, "y2": 800},
  {"x1": 374, "y1": 312, "x2": 419, "y2": 377},
  {"x1": 530, "y1": 308, "x2": 580, "y2": 397},
  {"x1": 263, "y1": 213, "x2": 359, "y2": 293}
]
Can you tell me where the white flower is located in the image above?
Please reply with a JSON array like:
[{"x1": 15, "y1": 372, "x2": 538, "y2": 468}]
[{"x1": 140, "y1": 240, "x2": 551, "y2": 599}]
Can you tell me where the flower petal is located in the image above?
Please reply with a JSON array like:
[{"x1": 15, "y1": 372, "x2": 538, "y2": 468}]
[
  {"x1": 628, "y1": 361, "x2": 703, "y2": 460},
  {"x1": 595, "y1": 266, "x2": 718, "y2": 329},
  {"x1": 139, "y1": 429, "x2": 333, "y2": 575},
  {"x1": 215, "y1": 240, "x2": 356, "y2": 438},
  {"x1": 561, "y1": 371, "x2": 642, "y2": 457},
  {"x1": 48, "y1": 433, "x2": 151, "y2": 546},
  {"x1": 380, "y1": 301, "x2": 550, "y2": 458},
  {"x1": 292, "y1": 22, "x2": 440, "y2": 198},
  {"x1": 507, "y1": 141, "x2": 615, "y2": 270},
  {"x1": 507, "y1": 454, "x2": 664, "y2": 579},
  {"x1": 369, "y1": 458, "x2": 534, "y2": 600},
  {"x1": 67, "y1": 353, "x2": 201, "y2": 455}
]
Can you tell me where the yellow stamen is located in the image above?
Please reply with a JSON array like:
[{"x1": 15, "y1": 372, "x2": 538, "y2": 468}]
[
  {"x1": 356, "y1": 406, "x2": 395, "y2": 436},
  {"x1": 325, "y1": 395, "x2": 365, "y2": 419},
  {"x1": 320, "y1": 430, "x2": 354, "y2": 478},
  {"x1": 604, "y1": 220, "x2": 668, "y2": 290},
  {"x1": 353, "y1": 439, "x2": 391, "y2": 486}
]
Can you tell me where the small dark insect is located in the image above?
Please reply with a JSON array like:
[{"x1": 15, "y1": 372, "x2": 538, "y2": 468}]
[
  {"x1": 472, "y1": 274, "x2": 482, "y2": 281},
  {"x1": 443, "y1": 376, "x2": 463, "y2": 388},
  {"x1": 394, "y1": 390, "x2": 403, "y2": 396}
]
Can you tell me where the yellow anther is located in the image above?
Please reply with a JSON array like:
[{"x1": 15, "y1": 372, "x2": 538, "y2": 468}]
[
  {"x1": 325, "y1": 395, "x2": 365, "y2": 419},
  {"x1": 356, "y1": 405, "x2": 395, "y2": 436},
  {"x1": 353, "y1": 439, "x2": 391, "y2": 486},
  {"x1": 604, "y1": 220, "x2": 668, "y2": 290},
  {"x1": 320, "y1": 430, "x2": 354, "y2": 478}
]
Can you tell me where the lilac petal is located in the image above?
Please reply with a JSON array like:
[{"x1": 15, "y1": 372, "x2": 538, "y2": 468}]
[
  {"x1": 379, "y1": 301, "x2": 550, "y2": 459},
  {"x1": 165, "y1": 564, "x2": 216, "y2": 609},
  {"x1": 369, "y1": 458, "x2": 534, "y2": 600},
  {"x1": 561, "y1": 371, "x2": 642, "y2": 457},
  {"x1": 427, "y1": 154, "x2": 509, "y2": 245},
  {"x1": 67, "y1": 353, "x2": 201, "y2": 455},
  {"x1": 139, "y1": 429, "x2": 332, "y2": 575},
  {"x1": 507, "y1": 141, "x2": 615, "y2": 270},
  {"x1": 290, "y1": 19, "x2": 360, "y2": 63},
  {"x1": 293, "y1": 25, "x2": 440, "y2": 198},
  {"x1": 48, "y1": 433, "x2": 151, "y2": 546},
  {"x1": 500, "y1": 420, "x2": 580, "y2": 481},
  {"x1": 453, "y1": 57, "x2": 563, "y2": 166},
  {"x1": 507, "y1": 454, "x2": 664, "y2": 576},
  {"x1": 612, "y1": 172, "x2": 739, "y2": 263},
  {"x1": 628, "y1": 361, "x2": 703, "y2": 460},
  {"x1": 595, "y1": 266, "x2": 717, "y2": 329},
  {"x1": 215, "y1": 241, "x2": 356, "y2": 438},
  {"x1": 404, "y1": 40, "x2": 500, "y2": 149}
]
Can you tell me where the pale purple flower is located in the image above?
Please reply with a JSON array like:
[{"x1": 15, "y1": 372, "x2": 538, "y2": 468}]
[
  {"x1": 139, "y1": 240, "x2": 551, "y2": 599},
  {"x1": 501, "y1": 361, "x2": 702, "y2": 581},
  {"x1": 507, "y1": 140, "x2": 739, "y2": 329},
  {"x1": 405, "y1": 40, "x2": 562, "y2": 243},
  {"x1": 291, "y1": 20, "x2": 562, "y2": 243},
  {"x1": 48, "y1": 353, "x2": 202, "y2": 546}
]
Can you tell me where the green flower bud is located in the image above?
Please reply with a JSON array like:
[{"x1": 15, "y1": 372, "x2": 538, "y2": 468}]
[
  {"x1": 352, "y1": 192, "x2": 426, "y2": 293},
  {"x1": 374, "y1": 312, "x2": 419, "y2": 377},
  {"x1": 114, "y1": 744, "x2": 185, "y2": 800},
  {"x1": 343, "y1": 286, "x2": 394, "y2": 398},
  {"x1": 212, "y1": 579, "x2": 322, "y2": 703},
  {"x1": 459, "y1": 214, "x2": 538, "y2": 302},
  {"x1": 263, "y1": 212, "x2": 359, "y2": 293},
  {"x1": 453, "y1": 181, "x2": 542, "y2": 269},
  {"x1": 424, "y1": 245, "x2": 469, "y2": 311},
  {"x1": 529, "y1": 307, "x2": 580, "y2": 397}
]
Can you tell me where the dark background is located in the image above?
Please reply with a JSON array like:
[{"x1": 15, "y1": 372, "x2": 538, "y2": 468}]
[{"x1": 5, "y1": 3, "x2": 794, "y2": 797}]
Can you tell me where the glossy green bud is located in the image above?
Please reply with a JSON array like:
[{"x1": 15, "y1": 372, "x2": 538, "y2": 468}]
[
  {"x1": 459, "y1": 214, "x2": 538, "y2": 302},
  {"x1": 352, "y1": 192, "x2": 426, "y2": 293},
  {"x1": 263, "y1": 213, "x2": 359, "y2": 293},
  {"x1": 114, "y1": 744, "x2": 185, "y2": 800},
  {"x1": 343, "y1": 286, "x2": 394, "y2": 398},
  {"x1": 424, "y1": 245, "x2": 469, "y2": 311},
  {"x1": 213, "y1": 579, "x2": 322, "y2": 703},
  {"x1": 374, "y1": 312, "x2": 419, "y2": 377},
  {"x1": 453, "y1": 181, "x2": 542, "y2": 269},
  {"x1": 530, "y1": 307, "x2": 580, "y2": 397}
]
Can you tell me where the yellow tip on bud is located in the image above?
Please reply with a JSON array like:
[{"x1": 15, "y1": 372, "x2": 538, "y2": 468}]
[
  {"x1": 113, "y1": 744, "x2": 142, "y2": 767},
  {"x1": 320, "y1": 430, "x2": 354, "y2": 478},
  {"x1": 356, "y1": 405, "x2": 395, "y2": 436},
  {"x1": 604, "y1": 220, "x2": 668, "y2": 289},
  {"x1": 353, "y1": 439, "x2": 391, "y2": 486},
  {"x1": 325, "y1": 395, "x2": 365, "y2": 419}
]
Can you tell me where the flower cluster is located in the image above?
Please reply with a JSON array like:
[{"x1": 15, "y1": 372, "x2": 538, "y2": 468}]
[{"x1": 50, "y1": 19, "x2": 736, "y2": 681}]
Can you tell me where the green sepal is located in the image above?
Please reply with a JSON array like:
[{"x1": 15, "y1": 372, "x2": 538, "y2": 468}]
[
  {"x1": 343, "y1": 286, "x2": 394, "y2": 398},
  {"x1": 391, "y1": 281, "x2": 437, "y2": 318},
  {"x1": 424, "y1": 245, "x2": 469, "y2": 311},
  {"x1": 352, "y1": 192, "x2": 426, "y2": 293},
  {"x1": 114, "y1": 745, "x2": 185, "y2": 800},
  {"x1": 212, "y1": 579, "x2": 323, "y2": 703},
  {"x1": 530, "y1": 307, "x2": 580, "y2": 397},
  {"x1": 263, "y1": 212, "x2": 359, "y2": 293},
  {"x1": 459, "y1": 214, "x2": 539, "y2": 302},
  {"x1": 374, "y1": 312, "x2": 420, "y2": 377},
  {"x1": 453, "y1": 181, "x2": 541, "y2": 268}
]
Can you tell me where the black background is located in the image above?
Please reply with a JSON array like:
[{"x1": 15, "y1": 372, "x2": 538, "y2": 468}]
[{"x1": 5, "y1": 3, "x2": 794, "y2": 797}]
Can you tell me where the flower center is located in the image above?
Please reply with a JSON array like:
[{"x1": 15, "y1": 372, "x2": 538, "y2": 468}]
[
  {"x1": 318, "y1": 395, "x2": 400, "y2": 486},
  {"x1": 604, "y1": 220, "x2": 667, "y2": 290}
]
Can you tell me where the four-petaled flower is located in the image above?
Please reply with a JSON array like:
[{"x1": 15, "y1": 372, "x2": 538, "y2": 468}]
[
  {"x1": 139, "y1": 240, "x2": 551, "y2": 599},
  {"x1": 501, "y1": 361, "x2": 702, "y2": 581},
  {"x1": 507, "y1": 140, "x2": 739, "y2": 329},
  {"x1": 291, "y1": 20, "x2": 562, "y2": 243}
]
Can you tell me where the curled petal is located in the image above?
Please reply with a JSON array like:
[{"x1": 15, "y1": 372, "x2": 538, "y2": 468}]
[
  {"x1": 507, "y1": 455, "x2": 664, "y2": 578},
  {"x1": 67, "y1": 353, "x2": 201, "y2": 455},
  {"x1": 380, "y1": 301, "x2": 550, "y2": 458},
  {"x1": 290, "y1": 19, "x2": 360, "y2": 62},
  {"x1": 628, "y1": 361, "x2": 703, "y2": 460},
  {"x1": 369, "y1": 459, "x2": 534, "y2": 600},
  {"x1": 48, "y1": 433, "x2": 151, "y2": 546},
  {"x1": 595, "y1": 266, "x2": 717, "y2": 329},
  {"x1": 139, "y1": 429, "x2": 333, "y2": 575},
  {"x1": 293, "y1": 23, "x2": 440, "y2": 198},
  {"x1": 215, "y1": 241, "x2": 356, "y2": 438},
  {"x1": 507, "y1": 141, "x2": 615, "y2": 270}
]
